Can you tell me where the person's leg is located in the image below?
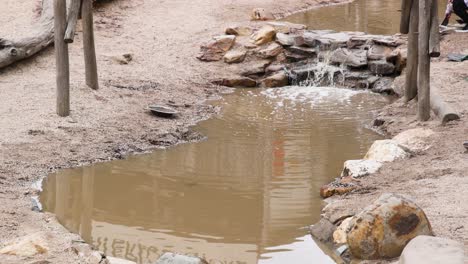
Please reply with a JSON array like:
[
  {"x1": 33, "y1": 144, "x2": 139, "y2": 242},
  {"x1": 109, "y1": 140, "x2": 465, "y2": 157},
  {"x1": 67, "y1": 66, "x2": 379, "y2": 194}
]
[{"x1": 453, "y1": 0, "x2": 468, "y2": 29}]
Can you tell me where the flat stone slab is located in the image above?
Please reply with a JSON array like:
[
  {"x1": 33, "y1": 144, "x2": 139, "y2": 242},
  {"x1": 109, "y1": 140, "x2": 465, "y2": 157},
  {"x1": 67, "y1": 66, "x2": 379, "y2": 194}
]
[{"x1": 399, "y1": 236, "x2": 464, "y2": 264}]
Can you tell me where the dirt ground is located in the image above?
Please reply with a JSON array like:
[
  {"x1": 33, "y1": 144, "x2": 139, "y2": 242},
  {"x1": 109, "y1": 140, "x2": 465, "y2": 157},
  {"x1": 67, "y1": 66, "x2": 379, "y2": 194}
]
[
  {"x1": 0, "y1": 0, "x2": 350, "y2": 263},
  {"x1": 325, "y1": 32, "x2": 468, "y2": 256}
]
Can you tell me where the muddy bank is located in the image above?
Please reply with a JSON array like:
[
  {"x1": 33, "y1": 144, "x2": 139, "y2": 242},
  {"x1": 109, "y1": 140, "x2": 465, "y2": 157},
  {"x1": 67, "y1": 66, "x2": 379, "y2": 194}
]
[
  {"x1": 316, "y1": 31, "x2": 468, "y2": 261},
  {"x1": 0, "y1": 0, "x2": 352, "y2": 263}
]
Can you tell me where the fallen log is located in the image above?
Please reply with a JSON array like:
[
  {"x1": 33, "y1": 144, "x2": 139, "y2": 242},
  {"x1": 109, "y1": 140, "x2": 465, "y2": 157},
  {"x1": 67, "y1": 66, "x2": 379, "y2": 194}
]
[
  {"x1": 0, "y1": 0, "x2": 54, "y2": 68},
  {"x1": 431, "y1": 87, "x2": 460, "y2": 125}
]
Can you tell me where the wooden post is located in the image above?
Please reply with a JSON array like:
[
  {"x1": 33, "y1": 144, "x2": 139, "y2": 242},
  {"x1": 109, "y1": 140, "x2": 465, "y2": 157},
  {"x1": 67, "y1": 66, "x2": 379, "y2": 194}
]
[
  {"x1": 64, "y1": 0, "x2": 82, "y2": 43},
  {"x1": 417, "y1": 0, "x2": 431, "y2": 121},
  {"x1": 81, "y1": 0, "x2": 99, "y2": 90},
  {"x1": 400, "y1": 0, "x2": 412, "y2": 34},
  {"x1": 54, "y1": 0, "x2": 70, "y2": 117},
  {"x1": 404, "y1": 0, "x2": 419, "y2": 102},
  {"x1": 429, "y1": 0, "x2": 440, "y2": 57}
]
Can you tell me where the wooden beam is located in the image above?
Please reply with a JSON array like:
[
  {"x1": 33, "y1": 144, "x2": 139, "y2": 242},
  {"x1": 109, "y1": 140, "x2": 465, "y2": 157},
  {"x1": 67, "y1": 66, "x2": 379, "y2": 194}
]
[
  {"x1": 400, "y1": 0, "x2": 412, "y2": 34},
  {"x1": 417, "y1": 0, "x2": 431, "y2": 121},
  {"x1": 64, "y1": 0, "x2": 82, "y2": 43},
  {"x1": 405, "y1": 0, "x2": 419, "y2": 102},
  {"x1": 431, "y1": 87, "x2": 460, "y2": 125},
  {"x1": 54, "y1": 0, "x2": 70, "y2": 117},
  {"x1": 0, "y1": 0, "x2": 54, "y2": 69},
  {"x1": 81, "y1": 0, "x2": 99, "y2": 89}
]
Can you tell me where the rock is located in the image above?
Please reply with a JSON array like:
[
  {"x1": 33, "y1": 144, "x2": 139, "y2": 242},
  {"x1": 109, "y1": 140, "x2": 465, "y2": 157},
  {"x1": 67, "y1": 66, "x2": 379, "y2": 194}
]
[
  {"x1": 0, "y1": 232, "x2": 50, "y2": 257},
  {"x1": 364, "y1": 139, "x2": 410, "y2": 162},
  {"x1": 302, "y1": 31, "x2": 320, "y2": 47},
  {"x1": 399, "y1": 236, "x2": 464, "y2": 264},
  {"x1": 225, "y1": 26, "x2": 253, "y2": 36},
  {"x1": 88, "y1": 251, "x2": 106, "y2": 264},
  {"x1": 252, "y1": 25, "x2": 276, "y2": 45},
  {"x1": 287, "y1": 46, "x2": 316, "y2": 57},
  {"x1": 372, "y1": 77, "x2": 395, "y2": 94},
  {"x1": 260, "y1": 72, "x2": 288, "y2": 88},
  {"x1": 266, "y1": 21, "x2": 306, "y2": 33},
  {"x1": 341, "y1": 159, "x2": 383, "y2": 178},
  {"x1": 369, "y1": 60, "x2": 396, "y2": 75},
  {"x1": 155, "y1": 252, "x2": 208, "y2": 264},
  {"x1": 240, "y1": 60, "x2": 271, "y2": 76},
  {"x1": 318, "y1": 32, "x2": 351, "y2": 47},
  {"x1": 250, "y1": 8, "x2": 275, "y2": 21},
  {"x1": 111, "y1": 53, "x2": 133, "y2": 65},
  {"x1": 197, "y1": 35, "x2": 236, "y2": 61},
  {"x1": 392, "y1": 47, "x2": 407, "y2": 73},
  {"x1": 333, "y1": 217, "x2": 353, "y2": 244},
  {"x1": 393, "y1": 128, "x2": 434, "y2": 153},
  {"x1": 212, "y1": 77, "x2": 257, "y2": 88},
  {"x1": 330, "y1": 48, "x2": 367, "y2": 68},
  {"x1": 265, "y1": 64, "x2": 285, "y2": 74},
  {"x1": 256, "y1": 43, "x2": 283, "y2": 58},
  {"x1": 276, "y1": 33, "x2": 304, "y2": 46},
  {"x1": 223, "y1": 49, "x2": 247, "y2": 63},
  {"x1": 284, "y1": 51, "x2": 309, "y2": 62},
  {"x1": 367, "y1": 45, "x2": 394, "y2": 60},
  {"x1": 107, "y1": 256, "x2": 137, "y2": 264},
  {"x1": 347, "y1": 193, "x2": 433, "y2": 260},
  {"x1": 320, "y1": 179, "x2": 358, "y2": 198},
  {"x1": 372, "y1": 36, "x2": 405, "y2": 47},
  {"x1": 71, "y1": 242, "x2": 93, "y2": 258},
  {"x1": 310, "y1": 218, "x2": 336, "y2": 243}
]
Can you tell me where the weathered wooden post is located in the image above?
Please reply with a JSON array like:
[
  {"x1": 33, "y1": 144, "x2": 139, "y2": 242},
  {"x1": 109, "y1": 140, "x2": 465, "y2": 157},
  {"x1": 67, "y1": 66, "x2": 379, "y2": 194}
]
[
  {"x1": 54, "y1": 0, "x2": 70, "y2": 117},
  {"x1": 82, "y1": 0, "x2": 99, "y2": 90},
  {"x1": 418, "y1": 0, "x2": 431, "y2": 121},
  {"x1": 401, "y1": 0, "x2": 419, "y2": 102}
]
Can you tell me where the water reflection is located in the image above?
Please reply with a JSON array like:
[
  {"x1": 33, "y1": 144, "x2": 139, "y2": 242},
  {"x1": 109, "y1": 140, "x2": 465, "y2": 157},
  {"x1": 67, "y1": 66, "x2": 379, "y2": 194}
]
[
  {"x1": 41, "y1": 87, "x2": 388, "y2": 264},
  {"x1": 284, "y1": 0, "x2": 448, "y2": 35}
]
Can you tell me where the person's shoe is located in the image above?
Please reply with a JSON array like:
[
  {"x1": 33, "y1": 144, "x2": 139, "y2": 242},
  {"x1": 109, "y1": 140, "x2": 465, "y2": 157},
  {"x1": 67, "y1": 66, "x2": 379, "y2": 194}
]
[
  {"x1": 457, "y1": 19, "x2": 465, "y2": 24},
  {"x1": 463, "y1": 24, "x2": 468, "y2": 31}
]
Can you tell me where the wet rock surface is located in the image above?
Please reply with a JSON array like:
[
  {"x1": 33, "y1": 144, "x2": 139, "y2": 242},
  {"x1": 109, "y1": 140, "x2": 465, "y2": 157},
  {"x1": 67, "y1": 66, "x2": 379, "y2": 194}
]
[
  {"x1": 199, "y1": 22, "x2": 405, "y2": 89},
  {"x1": 347, "y1": 193, "x2": 433, "y2": 260}
]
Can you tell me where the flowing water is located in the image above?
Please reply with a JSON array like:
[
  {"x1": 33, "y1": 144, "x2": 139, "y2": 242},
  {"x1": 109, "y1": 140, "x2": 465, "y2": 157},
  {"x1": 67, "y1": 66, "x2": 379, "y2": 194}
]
[
  {"x1": 40, "y1": 87, "x2": 389, "y2": 264},
  {"x1": 284, "y1": 0, "x2": 448, "y2": 35}
]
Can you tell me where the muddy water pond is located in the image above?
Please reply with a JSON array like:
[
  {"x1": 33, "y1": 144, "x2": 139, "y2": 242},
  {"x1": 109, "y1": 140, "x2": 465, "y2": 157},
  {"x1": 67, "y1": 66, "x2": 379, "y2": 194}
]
[
  {"x1": 41, "y1": 87, "x2": 389, "y2": 264},
  {"x1": 284, "y1": 0, "x2": 448, "y2": 35}
]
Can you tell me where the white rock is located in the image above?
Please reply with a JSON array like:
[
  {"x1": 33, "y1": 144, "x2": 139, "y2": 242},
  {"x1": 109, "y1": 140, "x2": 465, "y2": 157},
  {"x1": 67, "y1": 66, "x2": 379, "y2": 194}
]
[
  {"x1": 393, "y1": 128, "x2": 434, "y2": 153},
  {"x1": 155, "y1": 252, "x2": 207, "y2": 264},
  {"x1": 364, "y1": 139, "x2": 410, "y2": 162},
  {"x1": 0, "y1": 232, "x2": 50, "y2": 257},
  {"x1": 333, "y1": 217, "x2": 353, "y2": 244},
  {"x1": 341, "y1": 159, "x2": 383, "y2": 178},
  {"x1": 399, "y1": 236, "x2": 464, "y2": 264}
]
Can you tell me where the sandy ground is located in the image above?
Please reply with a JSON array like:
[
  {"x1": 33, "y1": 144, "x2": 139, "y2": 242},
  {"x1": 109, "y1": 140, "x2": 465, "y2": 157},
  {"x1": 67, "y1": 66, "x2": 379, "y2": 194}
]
[
  {"x1": 0, "y1": 0, "x2": 349, "y2": 263},
  {"x1": 325, "y1": 32, "x2": 468, "y2": 256}
]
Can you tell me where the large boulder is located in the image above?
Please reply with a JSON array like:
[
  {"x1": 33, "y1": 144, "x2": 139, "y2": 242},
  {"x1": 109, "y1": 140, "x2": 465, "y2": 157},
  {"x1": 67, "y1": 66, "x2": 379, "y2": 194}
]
[
  {"x1": 347, "y1": 193, "x2": 433, "y2": 260},
  {"x1": 399, "y1": 236, "x2": 464, "y2": 264},
  {"x1": 197, "y1": 35, "x2": 236, "y2": 61},
  {"x1": 252, "y1": 25, "x2": 276, "y2": 45},
  {"x1": 155, "y1": 253, "x2": 208, "y2": 264},
  {"x1": 341, "y1": 159, "x2": 383, "y2": 178},
  {"x1": 0, "y1": 232, "x2": 50, "y2": 257},
  {"x1": 393, "y1": 128, "x2": 434, "y2": 153},
  {"x1": 364, "y1": 140, "x2": 410, "y2": 162}
]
